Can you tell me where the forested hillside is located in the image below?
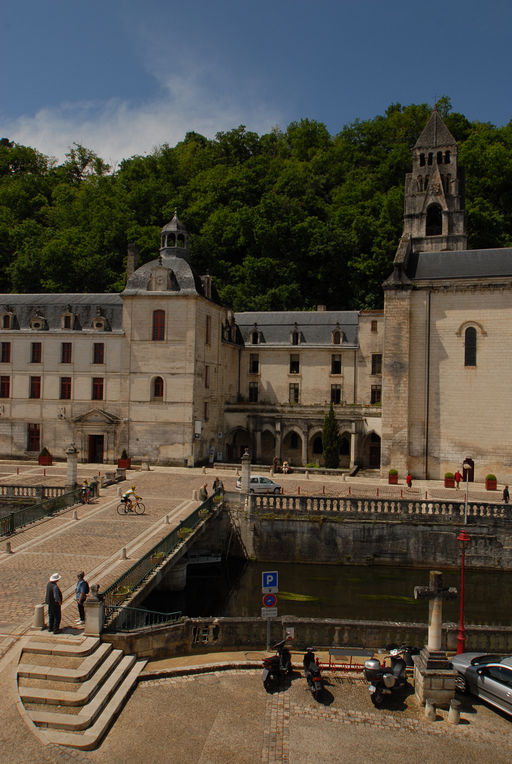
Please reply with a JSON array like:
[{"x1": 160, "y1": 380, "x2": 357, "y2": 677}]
[{"x1": 1, "y1": 99, "x2": 511, "y2": 310}]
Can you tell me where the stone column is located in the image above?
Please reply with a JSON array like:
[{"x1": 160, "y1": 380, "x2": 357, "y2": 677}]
[
  {"x1": 301, "y1": 427, "x2": 308, "y2": 466},
  {"x1": 349, "y1": 429, "x2": 356, "y2": 469},
  {"x1": 240, "y1": 448, "x2": 251, "y2": 493},
  {"x1": 65, "y1": 443, "x2": 79, "y2": 490},
  {"x1": 84, "y1": 585, "x2": 104, "y2": 637}
]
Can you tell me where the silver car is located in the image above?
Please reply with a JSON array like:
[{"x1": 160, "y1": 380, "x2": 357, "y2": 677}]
[
  {"x1": 235, "y1": 475, "x2": 282, "y2": 494},
  {"x1": 450, "y1": 652, "x2": 512, "y2": 716}
]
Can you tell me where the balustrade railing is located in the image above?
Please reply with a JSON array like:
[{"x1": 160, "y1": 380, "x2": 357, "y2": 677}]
[{"x1": 250, "y1": 494, "x2": 512, "y2": 523}]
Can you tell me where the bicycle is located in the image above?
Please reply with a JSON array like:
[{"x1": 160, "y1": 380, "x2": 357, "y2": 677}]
[{"x1": 116, "y1": 497, "x2": 145, "y2": 515}]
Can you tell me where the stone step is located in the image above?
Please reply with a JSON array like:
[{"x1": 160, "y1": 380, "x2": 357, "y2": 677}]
[
  {"x1": 18, "y1": 642, "x2": 112, "y2": 683},
  {"x1": 19, "y1": 648, "x2": 124, "y2": 706},
  {"x1": 21, "y1": 636, "x2": 100, "y2": 658},
  {"x1": 27, "y1": 654, "x2": 137, "y2": 730},
  {"x1": 43, "y1": 660, "x2": 147, "y2": 750}
]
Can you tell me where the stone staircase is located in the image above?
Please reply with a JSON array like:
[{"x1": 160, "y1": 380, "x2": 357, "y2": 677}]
[{"x1": 16, "y1": 634, "x2": 147, "y2": 750}]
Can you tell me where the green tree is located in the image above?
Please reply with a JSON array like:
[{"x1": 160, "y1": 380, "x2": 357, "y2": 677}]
[{"x1": 322, "y1": 404, "x2": 340, "y2": 469}]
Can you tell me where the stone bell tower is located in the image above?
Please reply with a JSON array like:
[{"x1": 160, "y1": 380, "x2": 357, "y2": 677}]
[{"x1": 403, "y1": 107, "x2": 467, "y2": 253}]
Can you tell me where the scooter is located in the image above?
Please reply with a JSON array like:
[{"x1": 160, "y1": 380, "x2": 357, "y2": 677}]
[
  {"x1": 303, "y1": 647, "x2": 323, "y2": 698},
  {"x1": 262, "y1": 638, "x2": 293, "y2": 690},
  {"x1": 364, "y1": 645, "x2": 416, "y2": 707}
]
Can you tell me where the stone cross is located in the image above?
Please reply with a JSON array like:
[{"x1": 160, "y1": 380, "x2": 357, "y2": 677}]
[{"x1": 414, "y1": 570, "x2": 457, "y2": 652}]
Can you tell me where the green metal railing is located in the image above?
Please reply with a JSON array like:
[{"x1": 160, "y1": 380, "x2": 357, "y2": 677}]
[
  {"x1": 104, "y1": 604, "x2": 182, "y2": 631},
  {"x1": 102, "y1": 491, "x2": 222, "y2": 630},
  {"x1": 0, "y1": 487, "x2": 82, "y2": 536}
]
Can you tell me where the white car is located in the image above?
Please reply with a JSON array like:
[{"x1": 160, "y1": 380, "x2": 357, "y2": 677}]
[{"x1": 235, "y1": 475, "x2": 282, "y2": 494}]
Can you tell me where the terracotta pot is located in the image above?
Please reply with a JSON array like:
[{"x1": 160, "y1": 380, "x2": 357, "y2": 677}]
[
  {"x1": 117, "y1": 458, "x2": 131, "y2": 469},
  {"x1": 38, "y1": 455, "x2": 53, "y2": 466},
  {"x1": 444, "y1": 477, "x2": 455, "y2": 488},
  {"x1": 388, "y1": 474, "x2": 398, "y2": 485},
  {"x1": 486, "y1": 479, "x2": 497, "y2": 491}
]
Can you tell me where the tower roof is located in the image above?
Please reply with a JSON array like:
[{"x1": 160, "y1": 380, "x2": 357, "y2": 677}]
[
  {"x1": 414, "y1": 109, "x2": 456, "y2": 149},
  {"x1": 161, "y1": 209, "x2": 187, "y2": 235}
]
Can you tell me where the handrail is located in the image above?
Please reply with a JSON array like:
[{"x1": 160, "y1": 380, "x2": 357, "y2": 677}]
[
  {"x1": 0, "y1": 487, "x2": 82, "y2": 536},
  {"x1": 104, "y1": 604, "x2": 182, "y2": 632}
]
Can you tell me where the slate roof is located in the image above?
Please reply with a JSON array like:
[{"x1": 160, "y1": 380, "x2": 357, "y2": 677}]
[
  {"x1": 0, "y1": 293, "x2": 123, "y2": 331},
  {"x1": 414, "y1": 110, "x2": 457, "y2": 149},
  {"x1": 235, "y1": 311, "x2": 360, "y2": 346},
  {"x1": 406, "y1": 248, "x2": 512, "y2": 281},
  {"x1": 123, "y1": 253, "x2": 205, "y2": 296}
]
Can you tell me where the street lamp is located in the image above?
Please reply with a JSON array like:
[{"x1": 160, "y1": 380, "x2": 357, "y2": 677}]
[{"x1": 456, "y1": 529, "x2": 470, "y2": 654}]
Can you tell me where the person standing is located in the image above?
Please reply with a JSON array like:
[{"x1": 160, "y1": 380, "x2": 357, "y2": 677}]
[
  {"x1": 75, "y1": 571, "x2": 89, "y2": 626},
  {"x1": 212, "y1": 476, "x2": 224, "y2": 494},
  {"x1": 199, "y1": 483, "x2": 208, "y2": 501},
  {"x1": 454, "y1": 470, "x2": 462, "y2": 489},
  {"x1": 503, "y1": 485, "x2": 510, "y2": 504},
  {"x1": 406, "y1": 473, "x2": 413, "y2": 488},
  {"x1": 45, "y1": 573, "x2": 62, "y2": 633}
]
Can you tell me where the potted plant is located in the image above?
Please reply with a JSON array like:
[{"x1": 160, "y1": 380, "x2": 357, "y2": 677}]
[
  {"x1": 151, "y1": 551, "x2": 165, "y2": 565},
  {"x1": 117, "y1": 449, "x2": 131, "y2": 469},
  {"x1": 38, "y1": 447, "x2": 53, "y2": 466},
  {"x1": 113, "y1": 585, "x2": 132, "y2": 603},
  {"x1": 177, "y1": 526, "x2": 192, "y2": 539},
  {"x1": 388, "y1": 469, "x2": 398, "y2": 485},
  {"x1": 444, "y1": 471, "x2": 455, "y2": 488},
  {"x1": 485, "y1": 473, "x2": 497, "y2": 490}
]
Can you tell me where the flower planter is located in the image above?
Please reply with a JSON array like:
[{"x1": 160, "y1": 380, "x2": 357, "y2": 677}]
[
  {"x1": 388, "y1": 474, "x2": 398, "y2": 485},
  {"x1": 486, "y1": 479, "x2": 497, "y2": 491},
  {"x1": 117, "y1": 458, "x2": 131, "y2": 469},
  {"x1": 38, "y1": 455, "x2": 53, "y2": 466},
  {"x1": 151, "y1": 553, "x2": 165, "y2": 565},
  {"x1": 444, "y1": 477, "x2": 455, "y2": 488}
]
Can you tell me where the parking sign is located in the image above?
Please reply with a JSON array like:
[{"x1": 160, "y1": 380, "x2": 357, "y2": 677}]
[{"x1": 262, "y1": 571, "x2": 278, "y2": 593}]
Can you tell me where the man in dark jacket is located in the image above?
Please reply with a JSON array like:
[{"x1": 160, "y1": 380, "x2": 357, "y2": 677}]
[{"x1": 45, "y1": 572, "x2": 62, "y2": 633}]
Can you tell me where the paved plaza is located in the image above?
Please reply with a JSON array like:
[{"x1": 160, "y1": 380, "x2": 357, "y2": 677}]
[{"x1": 0, "y1": 461, "x2": 510, "y2": 762}]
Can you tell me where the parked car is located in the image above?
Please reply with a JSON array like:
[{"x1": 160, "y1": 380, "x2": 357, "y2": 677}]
[
  {"x1": 235, "y1": 475, "x2": 282, "y2": 494},
  {"x1": 450, "y1": 652, "x2": 512, "y2": 716}
]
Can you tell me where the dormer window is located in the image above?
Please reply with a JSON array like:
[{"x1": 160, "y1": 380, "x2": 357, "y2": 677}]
[
  {"x1": 251, "y1": 325, "x2": 260, "y2": 344},
  {"x1": 92, "y1": 317, "x2": 106, "y2": 331},
  {"x1": 290, "y1": 325, "x2": 300, "y2": 345},
  {"x1": 332, "y1": 328, "x2": 342, "y2": 345},
  {"x1": 1, "y1": 313, "x2": 13, "y2": 330},
  {"x1": 30, "y1": 313, "x2": 46, "y2": 331}
]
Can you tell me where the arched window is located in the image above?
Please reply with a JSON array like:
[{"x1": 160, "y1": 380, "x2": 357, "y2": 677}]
[
  {"x1": 444, "y1": 150, "x2": 451, "y2": 164},
  {"x1": 312, "y1": 436, "x2": 322, "y2": 455},
  {"x1": 332, "y1": 330, "x2": 341, "y2": 345},
  {"x1": 437, "y1": 151, "x2": 443, "y2": 164},
  {"x1": 419, "y1": 153, "x2": 426, "y2": 167},
  {"x1": 152, "y1": 376, "x2": 164, "y2": 398},
  {"x1": 428, "y1": 152, "x2": 433, "y2": 165},
  {"x1": 464, "y1": 327, "x2": 477, "y2": 367},
  {"x1": 426, "y1": 204, "x2": 443, "y2": 236},
  {"x1": 152, "y1": 310, "x2": 165, "y2": 341}
]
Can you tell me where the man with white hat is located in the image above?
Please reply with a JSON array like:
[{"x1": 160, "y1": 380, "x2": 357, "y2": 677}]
[{"x1": 45, "y1": 573, "x2": 62, "y2": 633}]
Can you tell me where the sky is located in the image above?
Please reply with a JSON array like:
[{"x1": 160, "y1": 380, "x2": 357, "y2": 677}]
[{"x1": 2, "y1": 0, "x2": 512, "y2": 166}]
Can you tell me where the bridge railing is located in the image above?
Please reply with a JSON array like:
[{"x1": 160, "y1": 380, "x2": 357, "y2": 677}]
[
  {"x1": 102, "y1": 491, "x2": 221, "y2": 628},
  {"x1": 0, "y1": 487, "x2": 81, "y2": 536},
  {"x1": 104, "y1": 604, "x2": 182, "y2": 631},
  {"x1": 249, "y1": 494, "x2": 512, "y2": 522}
]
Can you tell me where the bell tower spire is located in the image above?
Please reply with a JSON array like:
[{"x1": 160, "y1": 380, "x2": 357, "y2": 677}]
[{"x1": 403, "y1": 108, "x2": 466, "y2": 252}]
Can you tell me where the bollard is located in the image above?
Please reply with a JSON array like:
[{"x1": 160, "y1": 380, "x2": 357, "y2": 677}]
[
  {"x1": 448, "y1": 698, "x2": 461, "y2": 725},
  {"x1": 322, "y1": 485, "x2": 325, "y2": 495},
  {"x1": 202, "y1": 466, "x2": 206, "y2": 474},
  {"x1": 305, "y1": 470, "x2": 309, "y2": 479},
  {"x1": 400, "y1": 489, "x2": 403, "y2": 498},
  {"x1": 5, "y1": 540, "x2": 13, "y2": 554},
  {"x1": 120, "y1": 547, "x2": 127, "y2": 560},
  {"x1": 73, "y1": 510, "x2": 78, "y2": 520},
  {"x1": 298, "y1": 486, "x2": 301, "y2": 495},
  {"x1": 425, "y1": 491, "x2": 428, "y2": 499},
  {"x1": 117, "y1": 486, "x2": 122, "y2": 496},
  {"x1": 165, "y1": 514, "x2": 170, "y2": 524},
  {"x1": 425, "y1": 698, "x2": 436, "y2": 721},
  {"x1": 43, "y1": 469, "x2": 46, "y2": 477},
  {"x1": 348, "y1": 485, "x2": 351, "y2": 495},
  {"x1": 376, "y1": 488, "x2": 379, "y2": 497},
  {"x1": 33, "y1": 604, "x2": 45, "y2": 630},
  {"x1": 17, "y1": 467, "x2": 20, "y2": 475}
]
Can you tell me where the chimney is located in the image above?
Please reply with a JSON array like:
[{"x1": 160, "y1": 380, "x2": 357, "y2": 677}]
[{"x1": 126, "y1": 242, "x2": 139, "y2": 279}]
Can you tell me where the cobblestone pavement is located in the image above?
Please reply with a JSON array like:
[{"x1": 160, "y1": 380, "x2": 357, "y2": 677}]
[{"x1": 0, "y1": 461, "x2": 510, "y2": 762}]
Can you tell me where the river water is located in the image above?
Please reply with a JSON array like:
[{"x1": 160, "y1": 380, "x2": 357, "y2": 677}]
[{"x1": 145, "y1": 561, "x2": 512, "y2": 626}]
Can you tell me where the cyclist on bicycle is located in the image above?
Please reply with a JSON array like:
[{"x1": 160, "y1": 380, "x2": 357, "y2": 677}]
[{"x1": 121, "y1": 485, "x2": 138, "y2": 512}]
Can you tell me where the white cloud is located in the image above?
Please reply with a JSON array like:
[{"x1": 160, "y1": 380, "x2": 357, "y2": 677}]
[{"x1": 4, "y1": 66, "x2": 283, "y2": 166}]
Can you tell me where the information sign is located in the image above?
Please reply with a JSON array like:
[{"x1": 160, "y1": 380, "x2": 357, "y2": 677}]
[{"x1": 262, "y1": 571, "x2": 279, "y2": 593}]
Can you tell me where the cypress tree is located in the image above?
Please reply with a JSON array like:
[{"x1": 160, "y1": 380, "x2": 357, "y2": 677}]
[{"x1": 322, "y1": 403, "x2": 340, "y2": 468}]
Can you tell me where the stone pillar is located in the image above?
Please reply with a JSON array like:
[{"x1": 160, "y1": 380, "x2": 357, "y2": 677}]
[
  {"x1": 275, "y1": 425, "x2": 282, "y2": 461},
  {"x1": 65, "y1": 443, "x2": 79, "y2": 490},
  {"x1": 301, "y1": 427, "x2": 308, "y2": 466},
  {"x1": 240, "y1": 448, "x2": 251, "y2": 493},
  {"x1": 84, "y1": 585, "x2": 104, "y2": 637},
  {"x1": 349, "y1": 429, "x2": 356, "y2": 469}
]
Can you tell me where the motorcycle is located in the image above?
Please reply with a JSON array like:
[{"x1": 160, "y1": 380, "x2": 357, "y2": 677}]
[
  {"x1": 303, "y1": 647, "x2": 323, "y2": 698},
  {"x1": 262, "y1": 638, "x2": 293, "y2": 690},
  {"x1": 364, "y1": 645, "x2": 417, "y2": 707}
]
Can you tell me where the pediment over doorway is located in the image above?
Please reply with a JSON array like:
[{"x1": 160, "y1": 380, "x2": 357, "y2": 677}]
[{"x1": 71, "y1": 408, "x2": 122, "y2": 425}]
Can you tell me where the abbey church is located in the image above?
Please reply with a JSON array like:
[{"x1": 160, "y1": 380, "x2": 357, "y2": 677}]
[{"x1": 0, "y1": 110, "x2": 510, "y2": 482}]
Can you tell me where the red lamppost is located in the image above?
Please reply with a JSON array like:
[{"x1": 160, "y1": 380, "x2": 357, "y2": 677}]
[{"x1": 456, "y1": 529, "x2": 470, "y2": 654}]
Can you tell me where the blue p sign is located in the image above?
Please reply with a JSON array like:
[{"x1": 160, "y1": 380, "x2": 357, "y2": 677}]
[{"x1": 262, "y1": 571, "x2": 278, "y2": 593}]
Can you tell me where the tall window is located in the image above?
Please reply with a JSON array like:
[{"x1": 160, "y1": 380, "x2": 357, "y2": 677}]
[
  {"x1": 331, "y1": 354, "x2": 341, "y2": 374},
  {"x1": 60, "y1": 377, "x2": 71, "y2": 400},
  {"x1": 61, "y1": 342, "x2": 72, "y2": 363},
  {"x1": 153, "y1": 376, "x2": 163, "y2": 399},
  {"x1": 331, "y1": 384, "x2": 341, "y2": 404},
  {"x1": 249, "y1": 353, "x2": 259, "y2": 374},
  {"x1": 371, "y1": 353, "x2": 382, "y2": 375},
  {"x1": 251, "y1": 330, "x2": 259, "y2": 344},
  {"x1": 31, "y1": 342, "x2": 42, "y2": 363},
  {"x1": 1, "y1": 342, "x2": 11, "y2": 363},
  {"x1": 93, "y1": 343, "x2": 104, "y2": 364},
  {"x1": 289, "y1": 354, "x2": 300, "y2": 374},
  {"x1": 205, "y1": 315, "x2": 211, "y2": 346},
  {"x1": 371, "y1": 385, "x2": 382, "y2": 404},
  {"x1": 0, "y1": 376, "x2": 10, "y2": 398},
  {"x1": 152, "y1": 310, "x2": 165, "y2": 341},
  {"x1": 205, "y1": 366, "x2": 210, "y2": 388},
  {"x1": 29, "y1": 376, "x2": 41, "y2": 399},
  {"x1": 27, "y1": 423, "x2": 40, "y2": 452},
  {"x1": 2, "y1": 314, "x2": 11, "y2": 329},
  {"x1": 289, "y1": 383, "x2": 299, "y2": 404},
  {"x1": 464, "y1": 327, "x2": 477, "y2": 367},
  {"x1": 371, "y1": 320, "x2": 378, "y2": 333},
  {"x1": 92, "y1": 377, "x2": 104, "y2": 400},
  {"x1": 203, "y1": 401, "x2": 209, "y2": 421},
  {"x1": 426, "y1": 203, "x2": 443, "y2": 236},
  {"x1": 63, "y1": 314, "x2": 72, "y2": 329},
  {"x1": 249, "y1": 381, "x2": 259, "y2": 402}
]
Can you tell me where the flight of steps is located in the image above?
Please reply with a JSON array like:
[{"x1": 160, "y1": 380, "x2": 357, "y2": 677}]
[{"x1": 17, "y1": 634, "x2": 147, "y2": 750}]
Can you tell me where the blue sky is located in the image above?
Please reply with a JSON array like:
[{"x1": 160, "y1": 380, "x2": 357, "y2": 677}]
[{"x1": 2, "y1": 0, "x2": 511, "y2": 165}]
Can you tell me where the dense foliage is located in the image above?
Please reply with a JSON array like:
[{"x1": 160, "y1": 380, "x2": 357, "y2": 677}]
[
  {"x1": 322, "y1": 403, "x2": 340, "y2": 469},
  {"x1": 1, "y1": 99, "x2": 511, "y2": 309}
]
